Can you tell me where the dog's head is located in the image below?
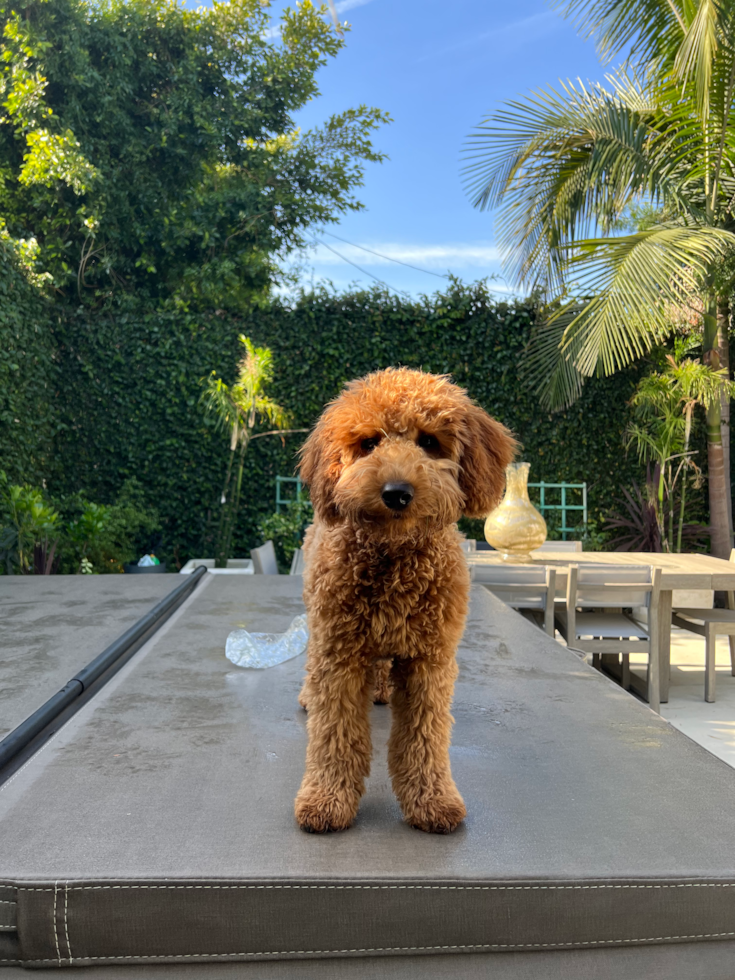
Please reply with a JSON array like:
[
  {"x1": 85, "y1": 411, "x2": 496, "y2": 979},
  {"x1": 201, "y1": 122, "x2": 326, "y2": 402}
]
[{"x1": 299, "y1": 368, "x2": 516, "y2": 538}]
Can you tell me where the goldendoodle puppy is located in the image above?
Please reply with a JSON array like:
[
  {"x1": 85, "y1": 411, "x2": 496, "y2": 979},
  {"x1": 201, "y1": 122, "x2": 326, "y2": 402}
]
[{"x1": 295, "y1": 368, "x2": 516, "y2": 834}]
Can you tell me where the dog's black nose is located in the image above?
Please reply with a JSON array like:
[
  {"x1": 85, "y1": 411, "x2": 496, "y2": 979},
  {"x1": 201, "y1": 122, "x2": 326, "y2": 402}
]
[{"x1": 381, "y1": 482, "x2": 414, "y2": 511}]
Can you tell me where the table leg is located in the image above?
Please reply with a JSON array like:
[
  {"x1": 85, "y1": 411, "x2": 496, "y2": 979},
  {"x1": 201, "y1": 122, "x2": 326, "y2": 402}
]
[{"x1": 657, "y1": 591, "x2": 672, "y2": 704}]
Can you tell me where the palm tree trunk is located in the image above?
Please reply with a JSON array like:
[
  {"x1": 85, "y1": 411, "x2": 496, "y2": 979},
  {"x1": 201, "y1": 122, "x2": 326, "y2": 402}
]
[
  {"x1": 221, "y1": 441, "x2": 248, "y2": 566},
  {"x1": 717, "y1": 297, "x2": 733, "y2": 546},
  {"x1": 214, "y1": 446, "x2": 237, "y2": 568},
  {"x1": 677, "y1": 407, "x2": 694, "y2": 553},
  {"x1": 705, "y1": 300, "x2": 732, "y2": 559}
]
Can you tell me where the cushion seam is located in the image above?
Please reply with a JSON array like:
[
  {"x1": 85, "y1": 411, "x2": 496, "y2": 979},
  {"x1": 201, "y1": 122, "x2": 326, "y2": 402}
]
[
  {"x1": 7, "y1": 931, "x2": 735, "y2": 962},
  {"x1": 15, "y1": 882, "x2": 735, "y2": 892}
]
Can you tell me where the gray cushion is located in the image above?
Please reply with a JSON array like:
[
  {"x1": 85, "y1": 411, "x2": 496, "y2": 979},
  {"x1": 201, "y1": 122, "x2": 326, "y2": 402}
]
[
  {"x1": 0, "y1": 577, "x2": 176, "y2": 738},
  {"x1": 3, "y1": 579, "x2": 735, "y2": 970}
]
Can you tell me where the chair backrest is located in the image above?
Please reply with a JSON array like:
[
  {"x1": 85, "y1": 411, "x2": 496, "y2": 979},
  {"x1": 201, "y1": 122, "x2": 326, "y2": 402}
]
[
  {"x1": 569, "y1": 564, "x2": 658, "y2": 610},
  {"x1": 251, "y1": 540, "x2": 279, "y2": 575},
  {"x1": 459, "y1": 539, "x2": 477, "y2": 554},
  {"x1": 535, "y1": 541, "x2": 582, "y2": 553},
  {"x1": 289, "y1": 548, "x2": 305, "y2": 575},
  {"x1": 472, "y1": 564, "x2": 554, "y2": 610}
]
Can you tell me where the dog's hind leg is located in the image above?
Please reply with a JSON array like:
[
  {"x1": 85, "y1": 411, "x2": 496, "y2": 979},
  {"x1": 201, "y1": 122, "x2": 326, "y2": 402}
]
[
  {"x1": 387, "y1": 657, "x2": 466, "y2": 834},
  {"x1": 295, "y1": 655, "x2": 373, "y2": 833}
]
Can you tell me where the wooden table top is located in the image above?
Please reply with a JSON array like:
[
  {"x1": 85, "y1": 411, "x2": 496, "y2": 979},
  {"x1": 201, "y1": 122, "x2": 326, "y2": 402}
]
[{"x1": 465, "y1": 550, "x2": 735, "y2": 590}]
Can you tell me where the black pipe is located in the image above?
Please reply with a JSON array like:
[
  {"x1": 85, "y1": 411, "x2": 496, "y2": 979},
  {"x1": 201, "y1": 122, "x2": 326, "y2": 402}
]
[{"x1": 0, "y1": 564, "x2": 207, "y2": 770}]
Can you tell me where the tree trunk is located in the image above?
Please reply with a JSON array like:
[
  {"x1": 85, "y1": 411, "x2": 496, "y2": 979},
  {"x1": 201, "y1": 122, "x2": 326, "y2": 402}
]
[
  {"x1": 717, "y1": 296, "x2": 733, "y2": 547},
  {"x1": 705, "y1": 301, "x2": 732, "y2": 559},
  {"x1": 214, "y1": 445, "x2": 237, "y2": 568}
]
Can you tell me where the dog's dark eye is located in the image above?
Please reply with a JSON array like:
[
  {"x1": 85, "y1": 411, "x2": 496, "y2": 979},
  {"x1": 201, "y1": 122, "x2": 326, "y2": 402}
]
[
  {"x1": 417, "y1": 432, "x2": 440, "y2": 454},
  {"x1": 361, "y1": 436, "x2": 381, "y2": 454}
]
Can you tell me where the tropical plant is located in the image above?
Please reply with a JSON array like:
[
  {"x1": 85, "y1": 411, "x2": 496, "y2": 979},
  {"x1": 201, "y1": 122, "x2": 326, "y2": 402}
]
[
  {"x1": 71, "y1": 477, "x2": 161, "y2": 573},
  {"x1": 201, "y1": 336, "x2": 306, "y2": 566},
  {"x1": 66, "y1": 502, "x2": 112, "y2": 573},
  {"x1": 626, "y1": 350, "x2": 732, "y2": 550},
  {"x1": 605, "y1": 467, "x2": 710, "y2": 552},
  {"x1": 463, "y1": 0, "x2": 735, "y2": 558},
  {"x1": 0, "y1": 474, "x2": 60, "y2": 573},
  {"x1": 0, "y1": 478, "x2": 159, "y2": 574},
  {"x1": 605, "y1": 477, "x2": 663, "y2": 552},
  {"x1": 0, "y1": 0, "x2": 389, "y2": 311},
  {"x1": 258, "y1": 498, "x2": 313, "y2": 572}
]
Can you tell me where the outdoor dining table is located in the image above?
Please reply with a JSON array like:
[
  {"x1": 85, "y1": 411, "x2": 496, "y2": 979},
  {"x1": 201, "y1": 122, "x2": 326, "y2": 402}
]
[{"x1": 466, "y1": 550, "x2": 735, "y2": 712}]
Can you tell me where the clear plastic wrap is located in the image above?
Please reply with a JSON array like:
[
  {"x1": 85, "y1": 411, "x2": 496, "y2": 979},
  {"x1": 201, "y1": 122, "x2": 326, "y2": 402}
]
[{"x1": 225, "y1": 614, "x2": 308, "y2": 669}]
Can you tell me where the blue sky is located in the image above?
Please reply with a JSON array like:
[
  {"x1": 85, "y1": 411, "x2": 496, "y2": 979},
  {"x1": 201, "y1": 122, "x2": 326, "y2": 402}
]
[{"x1": 214, "y1": 0, "x2": 609, "y2": 297}]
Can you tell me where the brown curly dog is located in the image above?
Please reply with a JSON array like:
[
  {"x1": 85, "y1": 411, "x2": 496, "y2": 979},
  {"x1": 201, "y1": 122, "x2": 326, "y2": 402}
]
[{"x1": 295, "y1": 368, "x2": 516, "y2": 834}]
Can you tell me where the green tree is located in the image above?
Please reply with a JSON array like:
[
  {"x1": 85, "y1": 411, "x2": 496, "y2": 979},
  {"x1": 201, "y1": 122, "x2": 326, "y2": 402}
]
[
  {"x1": 201, "y1": 335, "x2": 306, "y2": 566},
  {"x1": 0, "y1": 0, "x2": 389, "y2": 311},
  {"x1": 0, "y1": 473, "x2": 60, "y2": 573},
  {"x1": 463, "y1": 0, "x2": 735, "y2": 558}
]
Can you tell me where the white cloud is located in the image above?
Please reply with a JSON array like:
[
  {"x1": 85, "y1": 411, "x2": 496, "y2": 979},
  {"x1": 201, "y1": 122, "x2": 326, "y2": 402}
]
[
  {"x1": 335, "y1": 0, "x2": 374, "y2": 12},
  {"x1": 415, "y1": 11, "x2": 557, "y2": 64},
  {"x1": 308, "y1": 241, "x2": 500, "y2": 270},
  {"x1": 264, "y1": 0, "x2": 374, "y2": 39}
]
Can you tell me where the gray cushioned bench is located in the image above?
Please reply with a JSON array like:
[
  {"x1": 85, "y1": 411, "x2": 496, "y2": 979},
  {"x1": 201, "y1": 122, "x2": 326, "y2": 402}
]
[
  {"x1": 0, "y1": 577, "x2": 176, "y2": 739},
  {"x1": 3, "y1": 577, "x2": 735, "y2": 978}
]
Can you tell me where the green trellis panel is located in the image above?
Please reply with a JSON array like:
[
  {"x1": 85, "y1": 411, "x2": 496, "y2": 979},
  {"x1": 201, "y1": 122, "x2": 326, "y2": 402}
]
[
  {"x1": 276, "y1": 476, "x2": 311, "y2": 512},
  {"x1": 528, "y1": 482, "x2": 588, "y2": 541}
]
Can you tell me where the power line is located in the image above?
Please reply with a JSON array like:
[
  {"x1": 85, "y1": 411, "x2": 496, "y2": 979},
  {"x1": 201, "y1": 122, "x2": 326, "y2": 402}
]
[
  {"x1": 320, "y1": 229, "x2": 450, "y2": 279},
  {"x1": 311, "y1": 238, "x2": 407, "y2": 295}
]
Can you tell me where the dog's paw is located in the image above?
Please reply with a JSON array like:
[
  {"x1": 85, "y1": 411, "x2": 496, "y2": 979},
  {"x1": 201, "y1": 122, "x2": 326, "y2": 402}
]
[
  {"x1": 295, "y1": 783, "x2": 359, "y2": 833},
  {"x1": 404, "y1": 791, "x2": 467, "y2": 834}
]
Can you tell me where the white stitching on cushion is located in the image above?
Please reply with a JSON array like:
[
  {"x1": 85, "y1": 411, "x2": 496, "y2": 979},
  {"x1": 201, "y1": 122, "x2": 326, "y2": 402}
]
[
  {"x1": 12, "y1": 881, "x2": 735, "y2": 961},
  {"x1": 15, "y1": 882, "x2": 735, "y2": 892},
  {"x1": 52, "y1": 881, "x2": 60, "y2": 967},
  {"x1": 8, "y1": 932, "x2": 735, "y2": 962},
  {"x1": 64, "y1": 883, "x2": 72, "y2": 965}
]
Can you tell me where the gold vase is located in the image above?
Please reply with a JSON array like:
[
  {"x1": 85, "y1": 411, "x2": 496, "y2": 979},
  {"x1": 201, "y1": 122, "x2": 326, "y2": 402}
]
[{"x1": 484, "y1": 462, "x2": 547, "y2": 563}]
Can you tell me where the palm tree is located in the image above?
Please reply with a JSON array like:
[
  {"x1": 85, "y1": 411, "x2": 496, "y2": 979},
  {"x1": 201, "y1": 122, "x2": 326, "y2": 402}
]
[
  {"x1": 463, "y1": 0, "x2": 735, "y2": 558},
  {"x1": 201, "y1": 336, "x2": 305, "y2": 567},
  {"x1": 627, "y1": 352, "x2": 732, "y2": 549}
]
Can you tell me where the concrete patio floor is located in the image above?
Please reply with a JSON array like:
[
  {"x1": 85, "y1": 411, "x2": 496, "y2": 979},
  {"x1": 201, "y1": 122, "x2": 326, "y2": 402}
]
[{"x1": 627, "y1": 630, "x2": 735, "y2": 768}]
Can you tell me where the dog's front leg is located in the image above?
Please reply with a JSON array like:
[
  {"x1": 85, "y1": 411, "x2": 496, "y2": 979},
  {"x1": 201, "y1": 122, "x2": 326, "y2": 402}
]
[
  {"x1": 388, "y1": 657, "x2": 466, "y2": 834},
  {"x1": 295, "y1": 654, "x2": 372, "y2": 833}
]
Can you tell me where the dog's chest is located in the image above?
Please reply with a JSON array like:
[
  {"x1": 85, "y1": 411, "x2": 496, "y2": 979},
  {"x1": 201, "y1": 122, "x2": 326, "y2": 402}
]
[{"x1": 348, "y1": 550, "x2": 445, "y2": 654}]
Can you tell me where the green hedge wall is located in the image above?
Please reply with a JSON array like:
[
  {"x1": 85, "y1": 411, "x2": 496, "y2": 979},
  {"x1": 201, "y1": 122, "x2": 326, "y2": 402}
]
[
  {"x1": 48, "y1": 282, "x2": 649, "y2": 566},
  {"x1": 0, "y1": 241, "x2": 58, "y2": 485}
]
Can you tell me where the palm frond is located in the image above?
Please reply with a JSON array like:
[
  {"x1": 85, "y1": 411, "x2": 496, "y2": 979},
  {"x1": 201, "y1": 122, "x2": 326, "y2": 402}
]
[
  {"x1": 553, "y1": 225, "x2": 735, "y2": 379},
  {"x1": 549, "y1": 0, "x2": 685, "y2": 67},
  {"x1": 463, "y1": 74, "x2": 698, "y2": 294},
  {"x1": 673, "y1": 0, "x2": 721, "y2": 121},
  {"x1": 521, "y1": 313, "x2": 586, "y2": 409},
  {"x1": 199, "y1": 374, "x2": 237, "y2": 432}
]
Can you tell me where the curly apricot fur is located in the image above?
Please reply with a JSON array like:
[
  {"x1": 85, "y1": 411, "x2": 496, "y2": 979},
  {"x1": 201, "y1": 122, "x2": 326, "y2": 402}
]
[{"x1": 294, "y1": 368, "x2": 516, "y2": 834}]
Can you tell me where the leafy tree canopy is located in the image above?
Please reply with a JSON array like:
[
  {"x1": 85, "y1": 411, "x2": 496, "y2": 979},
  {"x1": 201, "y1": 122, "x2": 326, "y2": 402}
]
[{"x1": 0, "y1": 0, "x2": 389, "y2": 311}]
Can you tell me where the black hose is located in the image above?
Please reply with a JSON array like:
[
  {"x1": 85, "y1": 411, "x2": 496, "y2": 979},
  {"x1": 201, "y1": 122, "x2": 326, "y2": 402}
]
[{"x1": 0, "y1": 564, "x2": 207, "y2": 770}]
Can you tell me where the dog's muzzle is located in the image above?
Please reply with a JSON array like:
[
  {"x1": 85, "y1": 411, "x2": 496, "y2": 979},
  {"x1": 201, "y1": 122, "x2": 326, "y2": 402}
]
[{"x1": 381, "y1": 482, "x2": 414, "y2": 511}]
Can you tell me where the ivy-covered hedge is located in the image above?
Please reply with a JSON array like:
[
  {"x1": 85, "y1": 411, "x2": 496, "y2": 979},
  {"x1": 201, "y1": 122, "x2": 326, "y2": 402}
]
[
  {"x1": 0, "y1": 239, "x2": 58, "y2": 485},
  {"x1": 48, "y1": 283, "x2": 649, "y2": 566}
]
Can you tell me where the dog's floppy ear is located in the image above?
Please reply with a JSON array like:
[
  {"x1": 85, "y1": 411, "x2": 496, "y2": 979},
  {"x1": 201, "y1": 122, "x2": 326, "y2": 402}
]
[
  {"x1": 298, "y1": 416, "x2": 342, "y2": 525},
  {"x1": 459, "y1": 404, "x2": 517, "y2": 518}
]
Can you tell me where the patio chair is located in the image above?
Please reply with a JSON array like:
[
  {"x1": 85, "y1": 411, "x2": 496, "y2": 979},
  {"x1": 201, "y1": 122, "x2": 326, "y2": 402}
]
[
  {"x1": 556, "y1": 564, "x2": 661, "y2": 707},
  {"x1": 471, "y1": 564, "x2": 557, "y2": 636},
  {"x1": 671, "y1": 549, "x2": 735, "y2": 703},
  {"x1": 535, "y1": 541, "x2": 582, "y2": 553},
  {"x1": 250, "y1": 540, "x2": 279, "y2": 575},
  {"x1": 459, "y1": 538, "x2": 477, "y2": 554},
  {"x1": 289, "y1": 548, "x2": 305, "y2": 575}
]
